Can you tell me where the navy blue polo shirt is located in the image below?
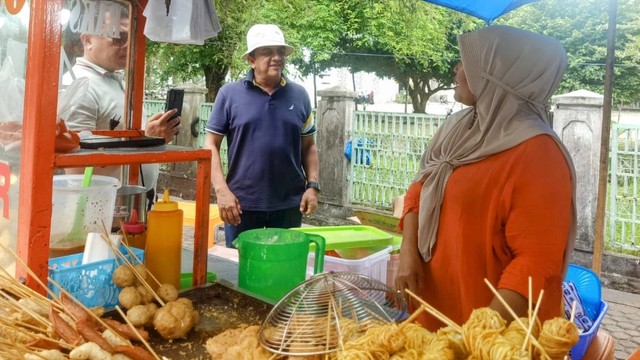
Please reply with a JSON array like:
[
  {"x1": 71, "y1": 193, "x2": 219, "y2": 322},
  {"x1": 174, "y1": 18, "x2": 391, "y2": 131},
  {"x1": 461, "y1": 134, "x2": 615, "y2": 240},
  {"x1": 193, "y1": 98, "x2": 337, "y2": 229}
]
[{"x1": 206, "y1": 70, "x2": 316, "y2": 211}]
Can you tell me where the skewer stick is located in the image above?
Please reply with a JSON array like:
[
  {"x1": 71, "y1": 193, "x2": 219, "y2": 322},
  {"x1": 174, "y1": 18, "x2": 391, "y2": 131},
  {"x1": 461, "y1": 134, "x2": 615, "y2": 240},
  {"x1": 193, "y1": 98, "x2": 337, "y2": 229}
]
[
  {"x1": 398, "y1": 305, "x2": 426, "y2": 330},
  {"x1": 115, "y1": 305, "x2": 162, "y2": 360},
  {"x1": 0, "y1": 290, "x2": 50, "y2": 328},
  {"x1": 47, "y1": 276, "x2": 130, "y2": 344},
  {"x1": 521, "y1": 289, "x2": 544, "y2": 352},
  {"x1": 0, "y1": 276, "x2": 63, "y2": 311},
  {"x1": 118, "y1": 220, "x2": 163, "y2": 288},
  {"x1": 404, "y1": 289, "x2": 462, "y2": 333},
  {"x1": 0, "y1": 319, "x2": 73, "y2": 350},
  {"x1": 528, "y1": 277, "x2": 533, "y2": 357},
  {"x1": 1, "y1": 339, "x2": 49, "y2": 359},
  {"x1": 0, "y1": 315, "x2": 50, "y2": 335},
  {"x1": 0, "y1": 243, "x2": 62, "y2": 304},
  {"x1": 569, "y1": 300, "x2": 577, "y2": 323},
  {"x1": 483, "y1": 279, "x2": 550, "y2": 360},
  {"x1": 98, "y1": 225, "x2": 165, "y2": 306}
]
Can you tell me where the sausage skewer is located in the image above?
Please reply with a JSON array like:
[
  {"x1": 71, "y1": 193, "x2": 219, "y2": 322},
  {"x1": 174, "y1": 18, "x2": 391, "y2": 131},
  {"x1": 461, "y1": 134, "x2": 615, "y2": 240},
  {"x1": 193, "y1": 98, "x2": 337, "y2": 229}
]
[{"x1": 115, "y1": 305, "x2": 161, "y2": 360}]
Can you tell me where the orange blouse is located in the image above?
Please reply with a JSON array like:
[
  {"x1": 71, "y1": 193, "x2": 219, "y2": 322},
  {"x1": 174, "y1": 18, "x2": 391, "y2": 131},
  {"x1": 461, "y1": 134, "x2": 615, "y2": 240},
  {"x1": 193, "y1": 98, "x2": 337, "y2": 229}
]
[{"x1": 400, "y1": 134, "x2": 572, "y2": 330}]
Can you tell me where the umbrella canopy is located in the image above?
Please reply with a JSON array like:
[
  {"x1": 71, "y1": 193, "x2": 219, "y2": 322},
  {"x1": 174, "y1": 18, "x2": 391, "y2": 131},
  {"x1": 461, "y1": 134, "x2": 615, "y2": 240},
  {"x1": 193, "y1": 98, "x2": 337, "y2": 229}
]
[{"x1": 421, "y1": 0, "x2": 539, "y2": 23}]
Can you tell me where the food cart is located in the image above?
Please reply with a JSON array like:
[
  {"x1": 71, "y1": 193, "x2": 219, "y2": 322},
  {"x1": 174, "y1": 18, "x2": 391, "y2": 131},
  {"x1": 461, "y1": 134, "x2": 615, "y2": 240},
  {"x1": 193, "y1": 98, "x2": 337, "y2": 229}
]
[{"x1": 0, "y1": 0, "x2": 211, "y2": 293}]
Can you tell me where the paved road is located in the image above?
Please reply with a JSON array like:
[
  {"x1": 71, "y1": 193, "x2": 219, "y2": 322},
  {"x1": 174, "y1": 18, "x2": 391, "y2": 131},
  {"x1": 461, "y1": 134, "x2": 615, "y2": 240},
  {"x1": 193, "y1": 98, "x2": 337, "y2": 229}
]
[{"x1": 602, "y1": 288, "x2": 640, "y2": 359}]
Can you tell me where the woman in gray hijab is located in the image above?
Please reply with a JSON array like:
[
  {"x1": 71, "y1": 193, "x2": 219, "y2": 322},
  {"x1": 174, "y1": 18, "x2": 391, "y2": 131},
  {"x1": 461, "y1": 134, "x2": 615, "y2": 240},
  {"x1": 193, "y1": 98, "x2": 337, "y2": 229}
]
[{"x1": 395, "y1": 25, "x2": 576, "y2": 330}]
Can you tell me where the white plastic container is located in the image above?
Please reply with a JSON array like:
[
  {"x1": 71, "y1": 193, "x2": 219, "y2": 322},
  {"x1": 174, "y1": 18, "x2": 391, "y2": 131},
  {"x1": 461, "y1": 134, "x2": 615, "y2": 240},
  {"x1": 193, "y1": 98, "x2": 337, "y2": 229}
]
[
  {"x1": 50, "y1": 175, "x2": 121, "y2": 254},
  {"x1": 82, "y1": 233, "x2": 122, "y2": 265},
  {"x1": 308, "y1": 246, "x2": 392, "y2": 284}
]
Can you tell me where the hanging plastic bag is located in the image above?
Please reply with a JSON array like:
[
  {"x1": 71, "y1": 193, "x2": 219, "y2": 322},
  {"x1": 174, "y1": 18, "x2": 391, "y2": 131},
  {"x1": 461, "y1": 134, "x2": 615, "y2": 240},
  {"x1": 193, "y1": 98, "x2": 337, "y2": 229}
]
[
  {"x1": 55, "y1": 78, "x2": 89, "y2": 153},
  {"x1": 143, "y1": 0, "x2": 221, "y2": 45},
  {"x1": 344, "y1": 137, "x2": 375, "y2": 166},
  {"x1": 0, "y1": 57, "x2": 25, "y2": 152}
]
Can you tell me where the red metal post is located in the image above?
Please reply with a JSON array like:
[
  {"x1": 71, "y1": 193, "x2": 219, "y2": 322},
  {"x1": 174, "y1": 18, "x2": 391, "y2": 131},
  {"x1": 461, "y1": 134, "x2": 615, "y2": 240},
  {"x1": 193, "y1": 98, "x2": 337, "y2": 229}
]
[{"x1": 17, "y1": 0, "x2": 63, "y2": 291}]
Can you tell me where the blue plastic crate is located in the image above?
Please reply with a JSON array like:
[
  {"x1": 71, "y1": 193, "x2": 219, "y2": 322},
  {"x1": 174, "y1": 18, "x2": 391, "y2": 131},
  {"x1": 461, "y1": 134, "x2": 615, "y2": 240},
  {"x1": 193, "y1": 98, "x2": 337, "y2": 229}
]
[
  {"x1": 48, "y1": 245, "x2": 144, "y2": 310},
  {"x1": 570, "y1": 300, "x2": 609, "y2": 360},
  {"x1": 565, "y1": 264, "x2": 602, "y2": 320}
]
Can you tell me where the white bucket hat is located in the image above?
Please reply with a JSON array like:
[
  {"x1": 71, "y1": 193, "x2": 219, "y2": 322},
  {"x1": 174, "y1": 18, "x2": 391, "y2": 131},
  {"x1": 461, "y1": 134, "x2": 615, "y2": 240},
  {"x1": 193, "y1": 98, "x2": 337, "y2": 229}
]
[{"x1": 241, "y1": 24, "x2": 294, "y2": 60}]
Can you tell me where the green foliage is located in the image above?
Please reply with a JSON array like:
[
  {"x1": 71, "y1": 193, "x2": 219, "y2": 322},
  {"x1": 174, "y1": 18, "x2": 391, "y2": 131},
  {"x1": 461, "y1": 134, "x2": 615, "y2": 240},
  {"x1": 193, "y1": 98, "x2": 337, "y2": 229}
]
[
  {"x1": 259, "y1": 0, "x2": 478, "y2": 113},
  {"x1": 145, "y1": 0, "x2": 264, "y2": 101},
  {"x1": 501, "y1": 0, "x2": 640, "y2": 103},
  {"x1": 144, "y1": 0, "x2": 640, "y2": 106}
]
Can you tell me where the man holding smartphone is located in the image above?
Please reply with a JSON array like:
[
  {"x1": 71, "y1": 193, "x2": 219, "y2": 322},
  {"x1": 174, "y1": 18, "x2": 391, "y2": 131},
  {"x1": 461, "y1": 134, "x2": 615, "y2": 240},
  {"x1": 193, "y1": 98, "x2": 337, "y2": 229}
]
[
  {"x1": 61, "y1": 4, "x2": 179, "y2": 206},
  {"x1": 204, "y1": 24, "x2": 320, "y2": 248}
]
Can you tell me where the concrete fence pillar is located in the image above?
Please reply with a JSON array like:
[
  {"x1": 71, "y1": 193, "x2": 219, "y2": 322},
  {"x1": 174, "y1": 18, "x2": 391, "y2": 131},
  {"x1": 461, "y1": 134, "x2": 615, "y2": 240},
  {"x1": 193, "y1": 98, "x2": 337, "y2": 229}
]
[
  {"x1": 315, "y1": 86, "x2": 357, "y2": 219},
  {"x1": 551, "y1": 89, "x2": 604, "y2": 256}
]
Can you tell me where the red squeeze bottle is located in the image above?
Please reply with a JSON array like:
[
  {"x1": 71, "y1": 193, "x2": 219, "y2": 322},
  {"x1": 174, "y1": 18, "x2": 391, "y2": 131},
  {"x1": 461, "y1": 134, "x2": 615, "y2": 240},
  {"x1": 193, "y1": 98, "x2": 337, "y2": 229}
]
[{"x1": 122, "y1": 209, "x2": 146, "y2": 250}]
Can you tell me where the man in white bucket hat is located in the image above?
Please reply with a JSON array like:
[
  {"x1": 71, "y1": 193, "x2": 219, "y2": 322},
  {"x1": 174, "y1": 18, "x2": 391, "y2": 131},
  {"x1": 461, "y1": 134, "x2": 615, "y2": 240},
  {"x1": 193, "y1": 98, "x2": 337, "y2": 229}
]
[{"x1": 204, "y1": 24, "x2": 320, "y2": 248}]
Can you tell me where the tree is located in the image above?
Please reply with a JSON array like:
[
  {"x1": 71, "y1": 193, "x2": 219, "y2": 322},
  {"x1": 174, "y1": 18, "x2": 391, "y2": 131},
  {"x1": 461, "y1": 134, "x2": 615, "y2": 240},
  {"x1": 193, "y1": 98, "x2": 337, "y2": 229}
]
[
  {"x1": 259, "y1": 0, "x2": 478, "y2": 113},
  {"x1": 501, "y1": 0, "x2": 640, "y2": 104},
  {"x1": 145, "y1": 0, "x2": 264, "y2": 102}
]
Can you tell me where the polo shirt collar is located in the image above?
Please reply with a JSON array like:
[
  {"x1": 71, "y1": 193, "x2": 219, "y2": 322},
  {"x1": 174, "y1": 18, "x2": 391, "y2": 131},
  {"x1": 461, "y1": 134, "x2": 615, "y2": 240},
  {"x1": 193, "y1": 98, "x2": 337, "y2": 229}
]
[
  {"x1": 245, "y1": 69, "x2": 287, "y2": 88},
  {"x1": 74, "y1": 57, "x2": 125, "y2": 78}
]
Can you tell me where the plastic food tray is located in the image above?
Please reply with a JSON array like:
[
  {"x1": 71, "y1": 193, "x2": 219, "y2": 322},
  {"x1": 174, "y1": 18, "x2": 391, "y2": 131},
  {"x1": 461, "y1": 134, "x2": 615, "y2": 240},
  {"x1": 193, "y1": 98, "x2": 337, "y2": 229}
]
[
  {"x1": 48, "y1": 245, "x2": 144, "y2": 310},
  {"x1": 309, "y1": 246, "x2": 392, "y2": 285},
  {"x1": 293, "y1": 225, "x2": 393, "y2": 251}
]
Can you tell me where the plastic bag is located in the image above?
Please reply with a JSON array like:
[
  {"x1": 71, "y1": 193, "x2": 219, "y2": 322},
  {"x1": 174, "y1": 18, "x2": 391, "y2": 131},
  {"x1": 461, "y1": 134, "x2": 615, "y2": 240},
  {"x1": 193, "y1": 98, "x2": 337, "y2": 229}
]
[
  {"x1": 344, "y1": 137, "x2": 375, "y2": 166},
  {"x1": 0, "y1": 57, "x2": 25, "y2": 152},
  {"x1": 143, "y1": 0, "x2": 221, "y2": 45}
]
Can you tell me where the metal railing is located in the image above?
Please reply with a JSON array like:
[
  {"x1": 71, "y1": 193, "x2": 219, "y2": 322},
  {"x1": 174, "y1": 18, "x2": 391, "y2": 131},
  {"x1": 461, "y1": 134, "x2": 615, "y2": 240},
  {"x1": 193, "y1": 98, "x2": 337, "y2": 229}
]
[
  {"x1": 145, "y1": 99, "x2": 640, "y2": 252},
  {"x1": 609, "y1": 123, "x2": 640, "y2": 253},
  {"x1": 348, "y1": 111, "x2": 446, "y2": 210},
  {"x1": 143, "y1": 100, "x2": 165, "y2": 117}
]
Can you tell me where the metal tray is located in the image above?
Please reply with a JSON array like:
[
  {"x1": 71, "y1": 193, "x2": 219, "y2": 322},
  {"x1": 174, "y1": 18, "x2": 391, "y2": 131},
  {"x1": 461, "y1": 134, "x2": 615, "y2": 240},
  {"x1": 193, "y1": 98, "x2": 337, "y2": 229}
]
[{"x1": 108, "y1": 281, "x2": 272, "y2": 359}]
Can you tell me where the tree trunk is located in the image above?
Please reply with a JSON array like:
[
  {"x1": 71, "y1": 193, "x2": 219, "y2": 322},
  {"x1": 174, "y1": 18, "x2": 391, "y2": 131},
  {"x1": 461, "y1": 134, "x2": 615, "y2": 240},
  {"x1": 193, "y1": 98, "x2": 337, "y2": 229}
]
[{"x1": 203, "y1": 64, "x2": 228, "y2": 102}]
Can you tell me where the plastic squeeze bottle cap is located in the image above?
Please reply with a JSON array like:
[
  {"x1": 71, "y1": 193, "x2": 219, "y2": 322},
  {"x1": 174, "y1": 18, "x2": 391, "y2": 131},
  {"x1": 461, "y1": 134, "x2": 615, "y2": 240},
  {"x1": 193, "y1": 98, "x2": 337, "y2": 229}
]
[
  {"x1": 153, "y1": 188, "x2": 179, "y2": 211},
  {"x1": 122, "y1": 209, "x2": 145, "y2": 235}
]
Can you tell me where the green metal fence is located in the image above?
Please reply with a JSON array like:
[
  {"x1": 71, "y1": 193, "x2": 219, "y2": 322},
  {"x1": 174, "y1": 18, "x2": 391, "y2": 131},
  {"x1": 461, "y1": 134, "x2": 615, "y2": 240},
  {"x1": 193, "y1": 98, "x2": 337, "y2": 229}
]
[
  {"x1": 608, "y1": 123, "x2": 640, "y2": 254},
  {"x1": 143, "y1": 100, "x2": 165, "y2": 117},
  {"x1": 145, "y1": 98, "x2": 640, "y2": 252},
  {"x1": 348, "y1": 111, "x2": 446, "y2": 210}
]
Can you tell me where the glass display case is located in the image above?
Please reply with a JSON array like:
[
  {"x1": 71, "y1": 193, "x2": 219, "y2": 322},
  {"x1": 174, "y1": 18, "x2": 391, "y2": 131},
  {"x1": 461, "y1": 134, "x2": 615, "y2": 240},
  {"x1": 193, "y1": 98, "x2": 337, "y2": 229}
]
[
  {"x1": 2, "y1": 0, "x2": 211, "y2": 292},
  {"x1": 0, "y1": 1, "x2": 29, "y2": 275}
]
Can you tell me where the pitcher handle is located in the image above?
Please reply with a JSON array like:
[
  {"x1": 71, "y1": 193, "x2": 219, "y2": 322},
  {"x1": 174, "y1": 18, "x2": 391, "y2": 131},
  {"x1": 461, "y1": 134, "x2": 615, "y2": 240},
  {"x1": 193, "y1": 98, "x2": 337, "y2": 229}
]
[{"x1": 308, "y1": 234, "x2": 325, "y2": 274}]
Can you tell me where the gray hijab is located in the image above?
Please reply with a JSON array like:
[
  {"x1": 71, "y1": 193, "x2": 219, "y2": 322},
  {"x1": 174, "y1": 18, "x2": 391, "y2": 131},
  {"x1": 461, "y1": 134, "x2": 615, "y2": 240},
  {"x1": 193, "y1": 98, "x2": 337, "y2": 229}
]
[{"x1": 416, "y1": 25, "x2": 577, "y2": 275}]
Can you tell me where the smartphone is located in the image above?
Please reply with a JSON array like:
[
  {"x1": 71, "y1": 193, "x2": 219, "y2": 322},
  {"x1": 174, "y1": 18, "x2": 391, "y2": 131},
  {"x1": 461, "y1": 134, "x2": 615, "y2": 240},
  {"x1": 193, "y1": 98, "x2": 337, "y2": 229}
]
[
  {"x1": 165, "y1": 88, "x2": 184, "y2": 122},
  {"x1": 80, "y1": 136, "x2": 165, "y2": 149}
]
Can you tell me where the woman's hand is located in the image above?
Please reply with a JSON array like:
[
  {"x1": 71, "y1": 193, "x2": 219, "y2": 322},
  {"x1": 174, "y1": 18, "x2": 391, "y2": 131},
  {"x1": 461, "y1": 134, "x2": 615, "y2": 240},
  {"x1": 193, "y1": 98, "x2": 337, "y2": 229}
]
[
  {"x1": 394, "y1": 211, "x2": 422, "y2": 293},
  {"x1": 395, "y1": 249, "x2": 423, "y2": 293}
]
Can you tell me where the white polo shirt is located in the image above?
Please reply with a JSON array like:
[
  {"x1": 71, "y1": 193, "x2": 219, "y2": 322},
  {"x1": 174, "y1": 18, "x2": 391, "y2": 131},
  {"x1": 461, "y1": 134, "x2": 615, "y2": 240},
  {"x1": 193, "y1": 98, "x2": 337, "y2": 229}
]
[{"x1": 62, "y1": 58, "x2": 159, "y2": 192}]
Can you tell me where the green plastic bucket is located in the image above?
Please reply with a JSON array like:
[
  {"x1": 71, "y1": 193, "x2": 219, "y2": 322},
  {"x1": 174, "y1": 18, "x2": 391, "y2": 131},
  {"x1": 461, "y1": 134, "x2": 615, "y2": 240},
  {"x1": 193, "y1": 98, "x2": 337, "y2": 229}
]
[{"x1": 233, "y1": 228, "x2": 325, "y2": 302}]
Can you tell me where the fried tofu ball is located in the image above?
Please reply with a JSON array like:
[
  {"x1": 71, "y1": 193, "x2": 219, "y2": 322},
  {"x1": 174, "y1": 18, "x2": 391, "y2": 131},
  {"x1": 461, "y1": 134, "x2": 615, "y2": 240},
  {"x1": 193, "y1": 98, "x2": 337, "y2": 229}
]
[
  {"x1": 127, "y1": 303, "x2": 158, "y2": 327},
  {"x1": 112, "y1": 265, "x2": 136, "y2": 288},
  {"x1": 152, "y1": 299, "x2": 198, "y2": 340},
  {"x1": 69, "y1": 342, "x2": 111, "y2": 360},
  {"x1": 118, "y1": 286, "x2": 141, "y2": 310},
  {"x1": 89, "y1": 306, "x2": 106, "y2": 318},
  {"x1": 157, "y1": 283, "x2": 179, "y2": 302},
  {"x1": 136, "y1": 284, "x2": 154, "y2": 304},
  {"x1": 132, "y1": 263, "x2": 147, "y2": 284}
]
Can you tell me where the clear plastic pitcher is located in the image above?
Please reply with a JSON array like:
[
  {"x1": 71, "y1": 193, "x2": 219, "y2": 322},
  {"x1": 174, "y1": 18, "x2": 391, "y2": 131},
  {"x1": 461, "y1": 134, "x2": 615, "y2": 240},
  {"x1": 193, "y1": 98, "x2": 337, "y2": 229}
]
[{"x1": 234, "y1": 228, "x2": 325, "y2": 302}]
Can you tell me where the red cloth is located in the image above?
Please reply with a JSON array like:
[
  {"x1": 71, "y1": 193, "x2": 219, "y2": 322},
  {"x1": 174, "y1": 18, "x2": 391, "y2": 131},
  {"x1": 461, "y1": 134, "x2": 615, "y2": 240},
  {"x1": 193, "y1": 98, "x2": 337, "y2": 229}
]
[{"x1": 400, "y1": 135, "x2": 572, "y2": 330}]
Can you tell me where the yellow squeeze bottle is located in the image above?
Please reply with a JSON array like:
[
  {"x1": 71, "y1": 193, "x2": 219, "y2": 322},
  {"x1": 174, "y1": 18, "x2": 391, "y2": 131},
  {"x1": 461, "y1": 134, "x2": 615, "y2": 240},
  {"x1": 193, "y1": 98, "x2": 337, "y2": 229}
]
[{"x1": 145, "y1": 189, "x2": 183, "y2": 290}]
